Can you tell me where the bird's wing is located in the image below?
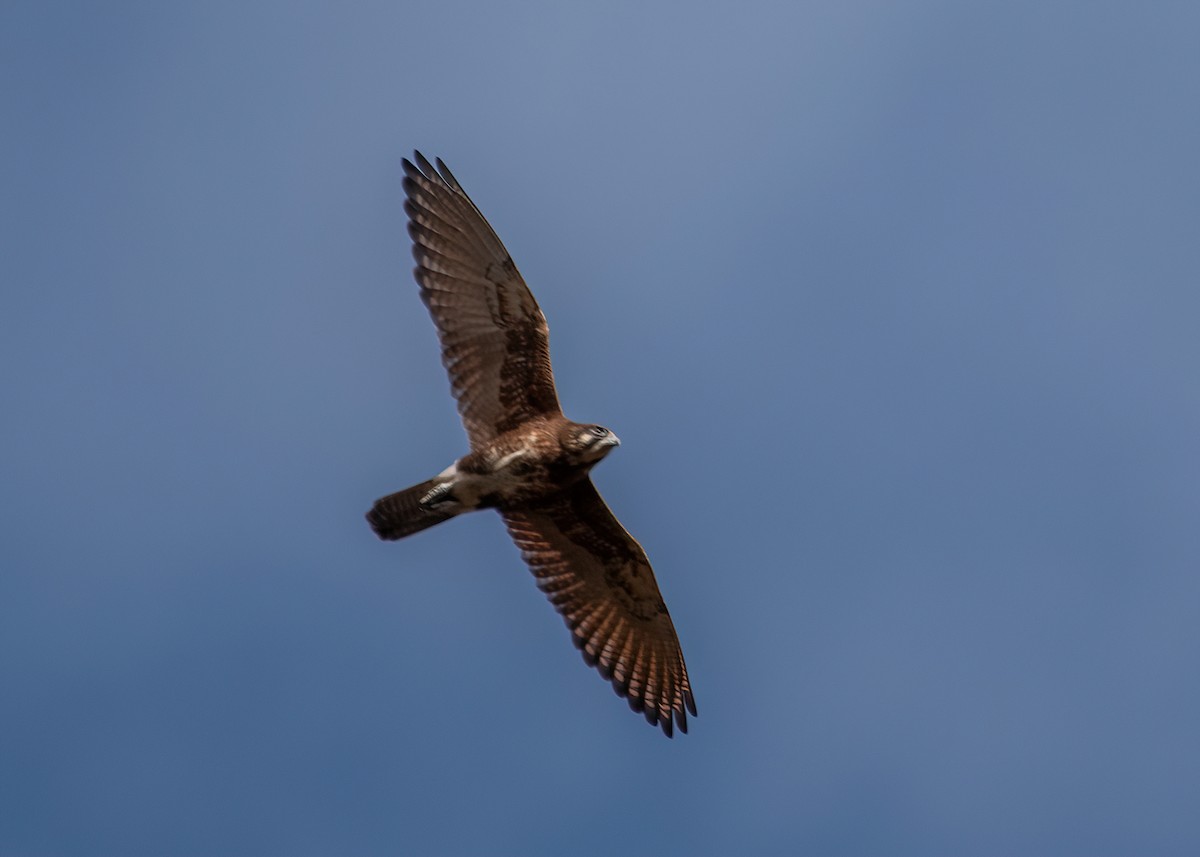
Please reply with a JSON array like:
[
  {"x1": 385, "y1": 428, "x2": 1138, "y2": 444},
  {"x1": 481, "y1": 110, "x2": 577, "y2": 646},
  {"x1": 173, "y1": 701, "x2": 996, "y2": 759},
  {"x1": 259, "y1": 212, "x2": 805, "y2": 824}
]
[
  {"x1": 403, "y1": 153, "x2": 562, "y2": 449},
  {"x1": 502, "y1": 480, "x2": 696, "y2": 737}
]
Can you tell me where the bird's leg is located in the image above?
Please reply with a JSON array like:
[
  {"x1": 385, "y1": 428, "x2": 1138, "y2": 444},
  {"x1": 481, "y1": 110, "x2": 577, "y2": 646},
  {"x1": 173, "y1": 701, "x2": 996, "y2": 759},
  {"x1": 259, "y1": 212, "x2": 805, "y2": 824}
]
[{"x1": 419, "y1": 482, "x2": 455, "y2": 509}]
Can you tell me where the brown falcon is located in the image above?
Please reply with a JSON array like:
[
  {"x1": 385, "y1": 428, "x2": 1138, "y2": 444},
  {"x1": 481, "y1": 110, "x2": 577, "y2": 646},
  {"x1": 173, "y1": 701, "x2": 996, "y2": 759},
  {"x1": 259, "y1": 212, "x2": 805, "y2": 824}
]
[{"x1": 367, "y1": 153, "x2": 696, "y2": 737}]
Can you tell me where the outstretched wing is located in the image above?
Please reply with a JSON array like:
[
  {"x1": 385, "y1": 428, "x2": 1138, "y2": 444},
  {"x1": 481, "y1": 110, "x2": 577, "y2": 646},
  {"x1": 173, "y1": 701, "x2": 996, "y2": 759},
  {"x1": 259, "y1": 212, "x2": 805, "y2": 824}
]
[
  {"x1": 403, "y1": 153, "x2": 562, "y2": 449},
  {"x1": 502, "y1": 480, "x2": 697, "y2": 737}
]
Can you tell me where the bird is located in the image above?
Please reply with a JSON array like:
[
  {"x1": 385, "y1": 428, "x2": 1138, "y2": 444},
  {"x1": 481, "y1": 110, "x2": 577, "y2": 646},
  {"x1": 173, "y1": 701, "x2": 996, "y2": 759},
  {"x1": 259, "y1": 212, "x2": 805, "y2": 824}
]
[{"x1": 367, "y1": 152, "x2": 696, "y2": 737}]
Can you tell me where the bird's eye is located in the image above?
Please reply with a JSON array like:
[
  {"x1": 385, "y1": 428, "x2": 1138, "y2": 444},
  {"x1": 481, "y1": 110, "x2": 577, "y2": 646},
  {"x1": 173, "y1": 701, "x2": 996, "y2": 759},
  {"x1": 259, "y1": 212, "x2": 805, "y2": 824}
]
[{"x1": 590, "y1": 427, "x2": 608, "y2": 437}]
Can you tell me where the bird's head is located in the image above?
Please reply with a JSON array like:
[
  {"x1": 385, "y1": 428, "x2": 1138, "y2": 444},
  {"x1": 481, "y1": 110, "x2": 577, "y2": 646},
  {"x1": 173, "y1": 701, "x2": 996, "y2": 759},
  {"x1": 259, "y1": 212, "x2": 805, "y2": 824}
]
[{"x1": 563, "y1": 423, "x2": 621, "y2": 465}]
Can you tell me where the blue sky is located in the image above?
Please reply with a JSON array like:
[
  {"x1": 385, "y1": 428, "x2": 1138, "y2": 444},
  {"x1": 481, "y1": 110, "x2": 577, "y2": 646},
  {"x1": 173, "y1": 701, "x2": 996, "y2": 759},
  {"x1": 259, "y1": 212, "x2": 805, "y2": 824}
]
[{"x1": 3, "y1": 2, "x2": 1199, "y2": 854}]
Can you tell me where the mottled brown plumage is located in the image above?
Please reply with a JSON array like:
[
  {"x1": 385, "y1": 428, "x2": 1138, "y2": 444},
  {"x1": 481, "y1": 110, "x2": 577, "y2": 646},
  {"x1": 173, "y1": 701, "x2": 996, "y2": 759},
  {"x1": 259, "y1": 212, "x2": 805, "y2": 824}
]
[
  {"x1": 367, "y1": 153, "x2": 695, "y2": 736},
  {"x1": 403, "y1": 153, "x2": 559, "y2": 449}
]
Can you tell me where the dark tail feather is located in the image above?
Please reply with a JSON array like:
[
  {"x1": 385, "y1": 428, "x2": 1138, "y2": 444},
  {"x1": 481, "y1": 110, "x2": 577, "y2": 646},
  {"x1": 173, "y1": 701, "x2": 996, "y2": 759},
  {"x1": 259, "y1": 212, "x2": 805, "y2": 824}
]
[{"x1": 367, "y1": 479, "x2": 457, "y2": 541}]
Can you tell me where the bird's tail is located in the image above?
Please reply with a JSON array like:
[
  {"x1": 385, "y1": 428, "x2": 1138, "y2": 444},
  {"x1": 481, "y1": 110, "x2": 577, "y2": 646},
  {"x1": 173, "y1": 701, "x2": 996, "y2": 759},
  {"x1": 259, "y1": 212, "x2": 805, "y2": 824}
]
[{"x1": 366, "y1": 478, "x2": 459, "y2": 541}]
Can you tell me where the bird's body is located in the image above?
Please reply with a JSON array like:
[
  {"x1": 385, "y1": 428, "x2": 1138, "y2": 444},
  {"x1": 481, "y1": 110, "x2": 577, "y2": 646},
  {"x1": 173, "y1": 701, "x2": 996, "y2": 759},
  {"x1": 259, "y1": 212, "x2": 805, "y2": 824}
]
[
  {"x1": 368, "y1": 153, "x2": 695, "y2": 736},
  {"x1": 369, "y1": 415, "x2": 617, "y2": 527}
]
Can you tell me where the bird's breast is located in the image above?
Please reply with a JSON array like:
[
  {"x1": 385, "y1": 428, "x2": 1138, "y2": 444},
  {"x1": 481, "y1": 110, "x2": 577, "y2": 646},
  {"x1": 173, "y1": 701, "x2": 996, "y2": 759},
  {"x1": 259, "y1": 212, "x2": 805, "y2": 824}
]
[{"x1": 452, "y1": 435, "x2": 580, "y2": 509}]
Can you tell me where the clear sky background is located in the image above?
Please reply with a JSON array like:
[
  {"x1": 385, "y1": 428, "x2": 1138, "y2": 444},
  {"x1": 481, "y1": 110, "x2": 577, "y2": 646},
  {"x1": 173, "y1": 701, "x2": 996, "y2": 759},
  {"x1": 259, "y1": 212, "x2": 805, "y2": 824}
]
[{"x1": 3, "y1": 2, "x2": 1199, "y2": 855}]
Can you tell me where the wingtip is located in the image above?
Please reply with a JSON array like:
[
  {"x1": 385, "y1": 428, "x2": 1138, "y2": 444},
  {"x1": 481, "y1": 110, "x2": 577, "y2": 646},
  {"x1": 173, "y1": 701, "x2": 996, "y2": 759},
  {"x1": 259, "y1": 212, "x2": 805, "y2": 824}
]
[
  {"x1": 435, "y1": 156, "x2": 461, "y2": 189},
  {"x1": 660, "y1": 715, "x2": 675, "y2": 739},
  {"x1": 413, "y1": 150, "x2": 437, "y2": 177},
  {"x1": 404, "y1": 151, "x2": 461, "y2": 193}
]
